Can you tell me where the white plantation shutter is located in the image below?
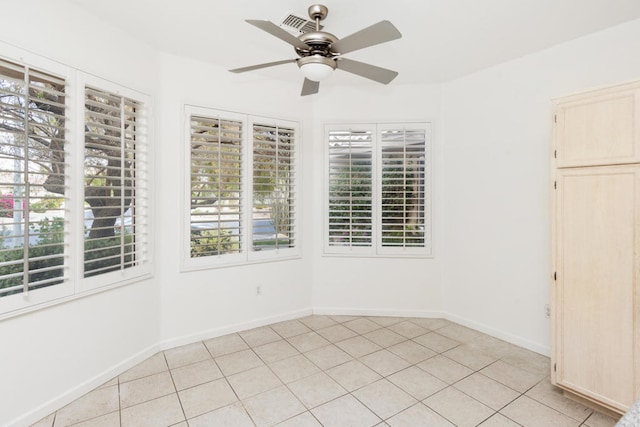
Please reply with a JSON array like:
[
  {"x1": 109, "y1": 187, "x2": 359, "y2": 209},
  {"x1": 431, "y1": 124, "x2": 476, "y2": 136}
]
[
  {"x1": 325, "y1": 123, "x2": 431, "y2": 256},
  {"x1": 0, "y1": 59, "x2": 68, "y2": 297},
  {"x1": 252, "y1": 122, "x2": 296, "y2": 252},
  {"x1": 83, "y1": 86, "x2": 150, "y2": 279},
  {"x1": 327, "y1": 128, "x2": 374, "y2": 250},
  {"x1": 379, "y1": 127, "x2": 428, "y2": 252},
  {"x1": 189, "y1": 114, "x2": 243, "y2": 258}
]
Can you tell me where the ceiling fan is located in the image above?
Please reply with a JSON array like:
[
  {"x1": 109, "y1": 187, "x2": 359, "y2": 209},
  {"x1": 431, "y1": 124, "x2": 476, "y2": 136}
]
[{"x1": 229, "y1": 4, "x2": 402, "y2": 96}]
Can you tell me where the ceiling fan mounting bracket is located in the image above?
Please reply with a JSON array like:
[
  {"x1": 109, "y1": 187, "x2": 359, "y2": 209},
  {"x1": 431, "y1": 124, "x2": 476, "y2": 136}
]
[{"x1": 308, "y1": 5, "x2": 329, "y2": 22}]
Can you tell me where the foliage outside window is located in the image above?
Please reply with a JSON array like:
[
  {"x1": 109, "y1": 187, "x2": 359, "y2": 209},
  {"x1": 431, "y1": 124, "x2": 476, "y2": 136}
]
[
  {"x1": 325, "y1": 123, "x2": 431, "y2": 257},
  {"x1": 184, "y1": 106, "x2": 299, "y2": 269},
  {"x1": 0, "y1": 53, "x2": 151, "y2": 316}
]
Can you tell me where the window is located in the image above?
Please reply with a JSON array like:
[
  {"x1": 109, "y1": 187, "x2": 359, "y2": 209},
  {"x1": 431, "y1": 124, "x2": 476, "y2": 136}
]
[
  {"x1": 0, "y1": 51, "x2": 152, "y2": 316},
  {"x1": 184, "y1": 106, "x2": 299, "y2": 269},
  {"x1": 325, "y1": 123, "x2": 431, "y2": 257},
  {"x1": 83, "y1": 83, "x2": 150, "y2": 285}
]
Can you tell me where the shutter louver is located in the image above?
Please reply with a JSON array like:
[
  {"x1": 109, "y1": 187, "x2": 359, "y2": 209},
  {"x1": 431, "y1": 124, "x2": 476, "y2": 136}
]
[
  {"x1": 0, "y1": 59, "x2": 68, "y2": 297},
  {"x1": 252, "y1": 123, "x2": 295, "y2": 251},
  {"x1": 327, "y1": 129, "x2": 373, "y2": 248},
  {"x1": 380, "y1": 128, "x2": 426, "y2": 248},
  {"x1": 190, "y1": 115, "x2": 243, "y2": 257},
  {"x1": 84, "y1": 86, "x2": 148, "y2": 277}
]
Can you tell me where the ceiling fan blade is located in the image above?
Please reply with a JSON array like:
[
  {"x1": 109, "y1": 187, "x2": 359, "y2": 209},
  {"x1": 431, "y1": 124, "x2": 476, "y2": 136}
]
[
  {"x1": 301, "y1": 78, "x2": 320, "y2": 96},
  {"x1": 331, "y1": 20, "x2": 401, "y2": 55},
  {"x1": 246, "y1": 20, "x2": 308, "y2": 50},
  {"x1": 336, "y1": 58, "x2": 398, "y2": 84},
  {"x1": 229, "y1": 59, "x2": 296, "y2": 73}
]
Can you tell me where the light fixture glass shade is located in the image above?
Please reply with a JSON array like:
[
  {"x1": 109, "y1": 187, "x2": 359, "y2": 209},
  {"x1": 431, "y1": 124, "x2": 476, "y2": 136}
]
[{"x1": 298, "y1": 56, "x2": 336, "y2": 82}]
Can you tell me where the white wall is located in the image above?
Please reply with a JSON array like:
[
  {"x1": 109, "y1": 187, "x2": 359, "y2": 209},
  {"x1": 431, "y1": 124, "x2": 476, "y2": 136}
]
[
  {"x1": 0, "y1": 1, "x2": 162, "y2": 426},
  {"x1": 154, "y1": 53, "x2": 315, "y2": 346},
  {"x1": 310, "y1": 84, "x2": 445, "y2": 316},
  {"x1": 441, "y1": 18, "x2": 640, "y2": 354}
]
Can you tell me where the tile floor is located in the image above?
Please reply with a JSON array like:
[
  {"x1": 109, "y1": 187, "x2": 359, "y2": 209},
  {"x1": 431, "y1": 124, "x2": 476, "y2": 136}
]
[{"x1": 30, "y1": 315, "x2": 621, "y2": 427}]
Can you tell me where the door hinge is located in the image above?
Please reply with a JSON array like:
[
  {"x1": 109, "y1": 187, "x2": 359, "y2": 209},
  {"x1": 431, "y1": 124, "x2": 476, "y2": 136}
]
[
  {"x1": 554, "y1": 150, "x2": 557, "y2": 158},
  {"x1": 554, "y1": 114, "x2": 557, "y2": 123},
  {"x1": 554, "y1": 272, "x2": 557, "y2": 281},
  {"x1": 554, "y1": 363, "x2": 557, "y2": 372},
  {"x1": 554, "y1": 181, "x2": 557, "y2": 190}
]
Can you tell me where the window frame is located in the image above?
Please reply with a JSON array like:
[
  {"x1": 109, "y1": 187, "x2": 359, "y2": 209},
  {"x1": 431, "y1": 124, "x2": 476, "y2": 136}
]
[
  {"x1": 0, "y1": 45, "x2": 153, "y2": 318},
  {"x1": 323, "y1": 122, "x2": 433, "y2": 258},
  {"x1": 182, "y1": 105, "x2": 301, "y2": 271}
]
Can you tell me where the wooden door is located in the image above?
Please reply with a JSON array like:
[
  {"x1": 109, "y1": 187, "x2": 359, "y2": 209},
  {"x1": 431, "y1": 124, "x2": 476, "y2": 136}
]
[
  {"x1": 553, "y1": 165, "x2": 640, "y2": 412},
  {"x1": 555, "y1": 84, "x2": 640, "y2": 168}
]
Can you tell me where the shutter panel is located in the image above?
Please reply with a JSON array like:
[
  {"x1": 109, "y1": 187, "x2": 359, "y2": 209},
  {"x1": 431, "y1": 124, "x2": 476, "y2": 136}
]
[
  {"x1": 327, "y1": 129, "x2": 373, "y2": 248},
  {"x1": 189, "y1": 115, "x2": 243, "y2": 257},
  {"x1": 84, "y1": 86, "x2": 148, "y2": 277},
  {"x1": 252, "y1": 123, "x2": 295, "y2": 251},
  {"x1": 380, "y1": 128, "x2": 427, "y2": 249},
  {"x1": 0, "y1": 59, "x2": 68, "y2": 297}
]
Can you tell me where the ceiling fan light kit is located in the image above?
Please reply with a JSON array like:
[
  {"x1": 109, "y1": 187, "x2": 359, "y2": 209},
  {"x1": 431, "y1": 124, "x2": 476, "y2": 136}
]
[{"x1": 229, "y1": 4, "x2": 402, "y2": 96}]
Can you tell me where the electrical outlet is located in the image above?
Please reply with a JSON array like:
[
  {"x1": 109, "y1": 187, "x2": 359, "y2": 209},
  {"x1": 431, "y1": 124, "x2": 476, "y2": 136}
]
[
  {"x1": 545, "y1": 304, "x2": 551, "y2": 318},
  {"x1": 256, "y1": 285, "x2": 262, "y2": 296}
]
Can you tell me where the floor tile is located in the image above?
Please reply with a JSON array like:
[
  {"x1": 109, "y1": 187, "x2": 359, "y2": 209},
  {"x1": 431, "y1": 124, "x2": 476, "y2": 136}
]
[
  {"x1": 215, "y1": 348, "x2": 264, "y2": 376},
  {"x1": 329, "y1": 315, "x2": 360, "y2": 323},
  {"x1": 387, "y1": 321, "x2": 428, "y2": 339},
  {"x1": 424, "y1": 387, "x2": 495, "y2": 427},
  {"x1": 353, "y1": 379, "x2": 417, "y2": 420},
  {"x1": 481, "y1": 360, "x2": 544, "y2": 393},
  {"x1": 271, "y1": 320, "x2": 313, "y2": 339},
  {"x1": 287, "y1": 331, "x2": 330, "y2": 353},
  {"x1": 500, "y1": 346, "x2": 551, "y2": 377},
  {"x1": 344, "y1": 318, "x2": 382, "y2": 334},
  {"x1": 204, "y1": 333, "x2": 249, "y2": 358},
  {"x1": 387, "y1": 340, "x2": 436, "y2": 364},
  {"x1": 500, "y1": 395, "x2": 580, "y2": 427},
  {"x1": 417, "y1": 355, "x2": 473, "y2": 384},
  {"x1": 316, "y1": 324, "x2": 358, "y2": 343},
  {"x1": 120, "y1": 394, "x2": 185, "y2": 427},
  {"x1": 407, "y1": 318, "x2": 450, "y2": 330},
  {"x1": 30, "y1": 413, "x2": 55, "y2": 427},
  {"x1": 335, "y1": 336, "x2": 382, "y2": 358},
  {"x1": 311, "y1": 394, "x2": 381, "y2": 427},
  {"x1": 326, "y1": 359, "x2": 382, "y2": 392},
  {"x1": 66, "y1": 411, "x2": 120, "y2": 427},
  {"x1": 478, "y1": 413, "x2": 522, "y2": 426},
  {"x1": 304, "y1": 344, "x2": 352, "y2": 370},
  {"x1": 437, "y1": 324, "x2": 487, "y2": 344},
  {"x1": 164, "y1": 342, "x2": 211, "y2": 369},
  {"x1": 120, "y1": 371, "x2": 175, "y2": 408},
  {"x1": 275, "y1": 411, "x2": 323, "y2": 426},
  {"x1": 443, "y1": 343, "x2": 498, "y2": 370},
  {"x1": 177, "y1": 378, "x2": 237, "y2": 419},
  {"x1": 469, "y1": 335, "x2": 515, "y2": 359},
  {"x1": 227, "y1": 365, "x2": 283, "y2": 399},
  {"x1": 239, "y1": 326, "x2": 281, "y2": 347},
  {"x1": 454, "y1": 372, "x2": 519, "y2": 410},
  {"x1": 367, "y1": 316, "x2": 405, "y2": 327},
  {"x1": 525, "y1": 379, "x2": 592, "y2": 422},
  {"x1": 187, "y1": 402, "x2": 254, "y2": 427},
  {"x1": 412, "y1": 332, "x2": 460, "y2": 353},
  {"x1": 583, "y1": 411, "x2": 620, "y2": 427},
  {"x1": 288, "y1": 372, "x2": 347, "y2": 409},
  {"x1": 170, "y1": 358, "x2": 223, "y2": 391},
  {"x1": 119, "y1": 352, "x2": 168, "y2": 383},
  {"x1": 269, "y1": 354, "x2": 321, "y2": 384},
  {"x1": 299, "y1": 315, "x2": 338, "y2": 330},
  {"x1": 359, "y1": 349, "x2": 411, "y2": 377},
  {"x1": 363, "y1": 328, "x2": 406, "y2": 347},
  {"x1": 54, "y1": 385, "x2": 119, "y2": 427},
  {"x1": 98, "y1": 378, "x2": 118, "y2": 389},
  {"x1": 386, "y1": 402, "x2": 455, "y2": 427},
  {"x1": 243, "y1": 386, "x2": 306, "y2": 427},
  {"x1": 388, "y1": 366, "x2": 447, "y2": 400},
  {"x1": 253, "y1": 339, "x2": 299, "y2": 364}
]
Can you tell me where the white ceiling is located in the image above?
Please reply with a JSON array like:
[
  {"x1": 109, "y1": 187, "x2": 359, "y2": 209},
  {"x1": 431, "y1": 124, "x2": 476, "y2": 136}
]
[{"x1": 70, "y1": 0, "x2": 640, "y2": 86}]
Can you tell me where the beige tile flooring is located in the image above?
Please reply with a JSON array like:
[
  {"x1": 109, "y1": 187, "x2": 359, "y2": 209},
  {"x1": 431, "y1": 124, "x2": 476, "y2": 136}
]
[{"x1": 30, "y1": 315, "x2": 621, "y2": 427}]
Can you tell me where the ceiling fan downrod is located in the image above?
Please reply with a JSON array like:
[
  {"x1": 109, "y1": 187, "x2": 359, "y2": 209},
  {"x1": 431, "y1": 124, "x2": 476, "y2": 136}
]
[{"x1": 308, "y1": 4, "x2": 329, "y2": 31}]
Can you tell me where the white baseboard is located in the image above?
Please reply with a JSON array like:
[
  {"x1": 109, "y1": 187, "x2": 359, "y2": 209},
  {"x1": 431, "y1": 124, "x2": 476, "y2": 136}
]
[
  {"x1": 313, "y1": 306, "x2": 445, "y2": 319},
  {"x1": 8, "y1": 343, "x2": 160, "y2": 427}
]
